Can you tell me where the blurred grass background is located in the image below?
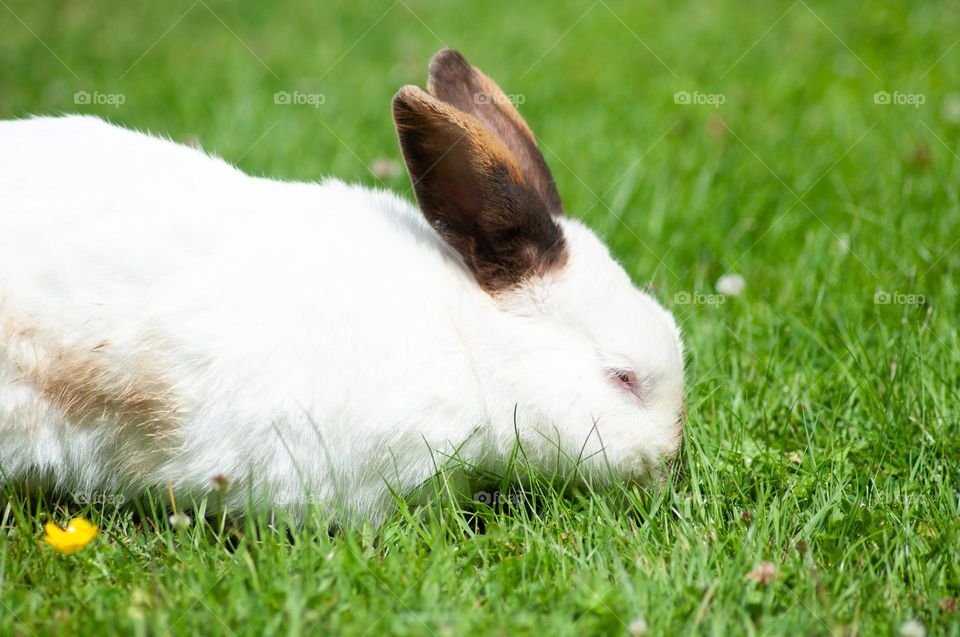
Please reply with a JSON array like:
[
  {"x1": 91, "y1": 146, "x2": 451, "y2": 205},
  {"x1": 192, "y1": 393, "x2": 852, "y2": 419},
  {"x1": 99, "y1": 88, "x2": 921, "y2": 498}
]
[{"x1": 1, "y1": 0, "x2": 959, "y2": 634}]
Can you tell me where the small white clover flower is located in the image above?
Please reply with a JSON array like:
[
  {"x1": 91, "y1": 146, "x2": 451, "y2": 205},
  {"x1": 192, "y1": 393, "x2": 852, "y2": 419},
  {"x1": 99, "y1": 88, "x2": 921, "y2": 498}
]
[
  {"x1": 371, "y1": 158, "x2": 402, "y2": 179},
  {"x1": 899, "y1": 619, "x2": 926, "y2": 637},
  {"x1": 716, "y1": 273, "x2": 746, "y2": 297},
  {"x1": 627, "y1": 617, "x2": 648, "y2": 636}
]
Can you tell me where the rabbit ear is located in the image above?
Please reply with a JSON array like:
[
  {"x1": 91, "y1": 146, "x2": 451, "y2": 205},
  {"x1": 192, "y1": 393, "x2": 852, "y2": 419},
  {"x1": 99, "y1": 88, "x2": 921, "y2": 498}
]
[
  {"x1": 426, "y1": 48, "x2": 563, "y2": 215},
  {"x1": 392, "y1": 85, "x2": 567, "y2": 293}
]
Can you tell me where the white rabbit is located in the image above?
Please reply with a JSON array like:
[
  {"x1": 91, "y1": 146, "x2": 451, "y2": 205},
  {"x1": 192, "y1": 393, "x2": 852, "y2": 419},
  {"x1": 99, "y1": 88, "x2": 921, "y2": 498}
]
[{"x1": 0, "y1": 49, "x2": 685, "y2": 524}]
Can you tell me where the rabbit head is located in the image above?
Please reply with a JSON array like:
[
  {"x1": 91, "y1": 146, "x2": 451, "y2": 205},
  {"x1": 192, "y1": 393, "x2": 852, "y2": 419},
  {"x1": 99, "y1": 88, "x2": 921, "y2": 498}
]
[{"x1": 393, "y1": 49, "x2": 685, "y2": 481}]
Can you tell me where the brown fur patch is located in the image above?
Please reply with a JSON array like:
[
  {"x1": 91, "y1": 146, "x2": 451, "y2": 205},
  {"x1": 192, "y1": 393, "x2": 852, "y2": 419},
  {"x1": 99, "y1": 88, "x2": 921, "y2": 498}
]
[
  {"x1": 426, "y1": 48, "x2": 564, "y2": 214},
  {"x1": 393, "y1": 85, "x2": 567, "y2": 292},
  {"x1": 35, "y1": 345, "x2": 179, "y2": 439},
  {"x1": 1, "y1": 306, "x2": 180, "y2": 439}
]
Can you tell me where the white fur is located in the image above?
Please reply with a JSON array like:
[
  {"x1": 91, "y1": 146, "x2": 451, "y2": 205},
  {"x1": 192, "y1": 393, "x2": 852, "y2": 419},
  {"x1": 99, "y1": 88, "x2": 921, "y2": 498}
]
[{"x1": 0, "y1": 115, "x2": 684, "y2": 524}]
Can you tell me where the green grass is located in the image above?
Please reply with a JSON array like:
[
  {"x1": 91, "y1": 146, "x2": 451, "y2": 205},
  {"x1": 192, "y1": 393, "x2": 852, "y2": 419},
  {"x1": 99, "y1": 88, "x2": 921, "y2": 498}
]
[{"x1": 2, "y1": 0, "x2": 960, "y2": 634}]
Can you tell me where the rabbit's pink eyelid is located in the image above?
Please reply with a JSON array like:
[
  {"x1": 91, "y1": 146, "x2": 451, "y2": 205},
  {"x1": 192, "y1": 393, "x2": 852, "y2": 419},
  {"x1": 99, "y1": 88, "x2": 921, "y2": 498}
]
[{"x1": 608, "y1": 368, "x2": 646, "y2": 400}]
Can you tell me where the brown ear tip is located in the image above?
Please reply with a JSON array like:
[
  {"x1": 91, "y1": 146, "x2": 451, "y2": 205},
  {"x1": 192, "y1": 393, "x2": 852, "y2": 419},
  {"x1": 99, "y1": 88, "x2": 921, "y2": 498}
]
[
  {"x1": 392, "y1": 85, "x2": 426, "y2": 112},
  {"x1": 429, "y1": 48, "x2": 470, "y2": 73}
]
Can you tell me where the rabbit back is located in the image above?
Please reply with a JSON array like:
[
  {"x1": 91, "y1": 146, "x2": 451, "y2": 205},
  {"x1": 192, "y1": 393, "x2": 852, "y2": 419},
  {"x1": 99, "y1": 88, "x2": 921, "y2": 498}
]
[{"x1": 0, "y1": 116, "x2": 488, "y2": 518}]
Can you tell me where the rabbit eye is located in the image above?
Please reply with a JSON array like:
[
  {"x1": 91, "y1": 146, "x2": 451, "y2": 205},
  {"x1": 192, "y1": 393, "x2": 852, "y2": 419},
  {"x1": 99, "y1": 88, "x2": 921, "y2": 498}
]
[{"x1": 610, "y1": 369, "x2": 642, "y2": 398}]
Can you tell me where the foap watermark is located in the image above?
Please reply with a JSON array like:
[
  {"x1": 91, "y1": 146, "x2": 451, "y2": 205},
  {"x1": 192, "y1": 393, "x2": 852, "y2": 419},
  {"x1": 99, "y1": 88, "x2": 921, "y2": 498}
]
[
  {"x1": 873, "y1": 91, "x2": 925, "y2": 108},
  {"x1": 74, "y1": 90, "x2": 125, "y2": 108},
  {"x1": 273, "y1": 90, "x2": 326, "y2": 108},
  {"x1": 73, "y1": 491, "x2": 126, "y2": 505},
  {"x1": 874, "y1": 290, "x2": 925, "y2": 306},
  {"x1": 674, "y1": 290, "x2": 726, "y2": 306},
  {"x1": 473, "y1": 489, "x2": 524, "y2": 507},
  {"x1": 474, "y1": 91, "x2": 524, "y2": 106},
  {"x1": 674, "y1": 91, "x2": 725, "y2": 108}
]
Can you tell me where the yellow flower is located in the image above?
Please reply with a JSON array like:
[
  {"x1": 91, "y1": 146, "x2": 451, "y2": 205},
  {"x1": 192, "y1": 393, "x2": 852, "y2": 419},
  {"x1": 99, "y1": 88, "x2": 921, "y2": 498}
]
[{"x1": 43, "y1": 517, "x2": 97, "y2": 554}]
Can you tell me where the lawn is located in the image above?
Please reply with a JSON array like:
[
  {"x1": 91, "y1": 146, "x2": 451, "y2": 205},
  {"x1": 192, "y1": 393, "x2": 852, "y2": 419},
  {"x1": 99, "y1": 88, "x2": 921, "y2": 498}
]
[{"x1": 1, "y1": 0, "x2": 959, "y2": 634}]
